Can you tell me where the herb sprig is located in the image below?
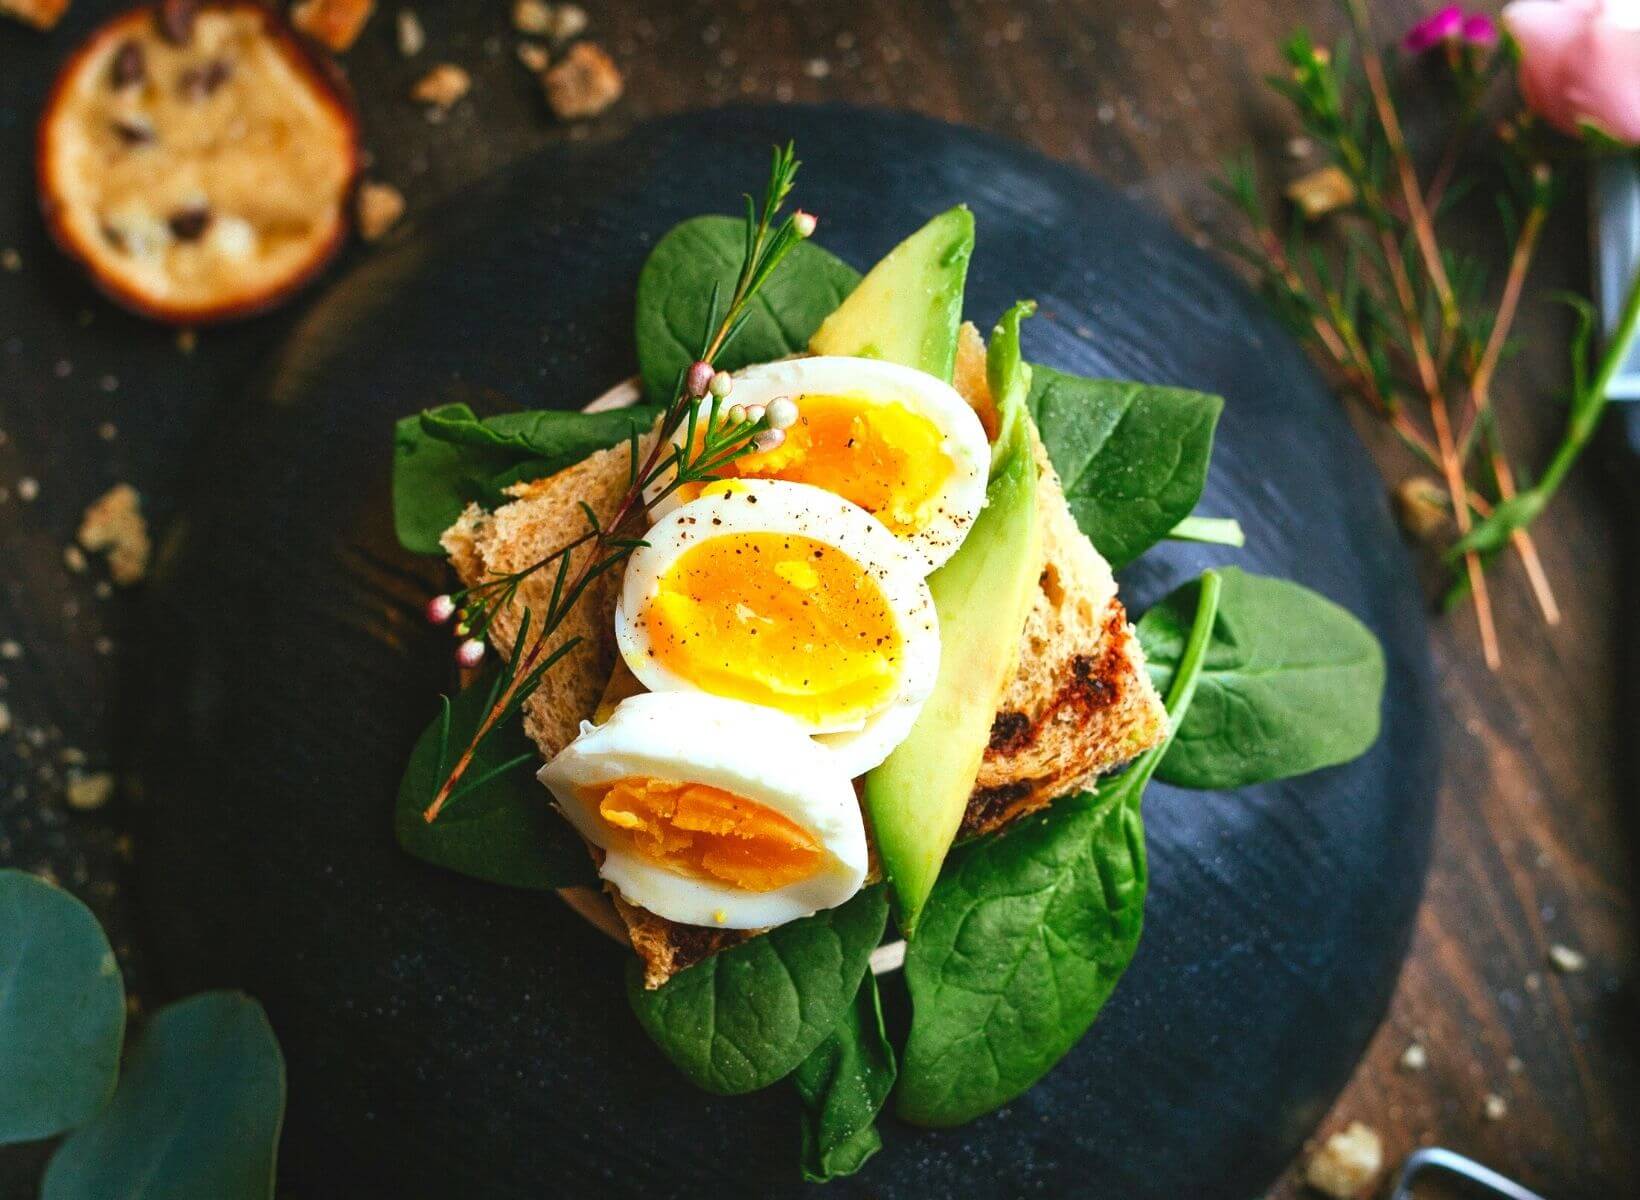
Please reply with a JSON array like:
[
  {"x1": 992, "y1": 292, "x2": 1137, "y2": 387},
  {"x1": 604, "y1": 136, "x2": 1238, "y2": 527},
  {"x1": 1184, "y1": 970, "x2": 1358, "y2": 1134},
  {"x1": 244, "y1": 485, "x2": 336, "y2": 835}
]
[{"x1": 419, "y1": 144, "x2": 816, "y2": 822}]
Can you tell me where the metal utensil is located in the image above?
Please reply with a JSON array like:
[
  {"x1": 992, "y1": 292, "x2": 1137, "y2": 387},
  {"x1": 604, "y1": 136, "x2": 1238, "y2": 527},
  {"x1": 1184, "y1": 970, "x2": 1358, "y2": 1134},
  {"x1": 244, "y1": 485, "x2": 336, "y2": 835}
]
[{"x1": 1390, "y1": 1147, "x2": 1552, "y2": 1200}]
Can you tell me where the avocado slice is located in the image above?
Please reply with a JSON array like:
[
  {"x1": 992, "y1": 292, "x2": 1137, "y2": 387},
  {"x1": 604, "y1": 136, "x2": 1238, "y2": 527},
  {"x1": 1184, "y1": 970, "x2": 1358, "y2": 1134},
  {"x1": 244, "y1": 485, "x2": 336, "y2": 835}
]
[
  {"x1": 807, "y1": 207, "x2": 974, "y2": 382},
  {"x1": 863, "y1": 301, "x2": 1042, "y2": 933}
]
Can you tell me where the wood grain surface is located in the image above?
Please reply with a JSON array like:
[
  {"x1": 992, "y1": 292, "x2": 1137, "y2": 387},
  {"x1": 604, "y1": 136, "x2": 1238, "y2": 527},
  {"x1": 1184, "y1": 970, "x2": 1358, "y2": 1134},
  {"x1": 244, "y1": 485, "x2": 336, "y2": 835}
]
[{"x1": 0, "y1": 2, "x2": 1633, "y2": 1197}]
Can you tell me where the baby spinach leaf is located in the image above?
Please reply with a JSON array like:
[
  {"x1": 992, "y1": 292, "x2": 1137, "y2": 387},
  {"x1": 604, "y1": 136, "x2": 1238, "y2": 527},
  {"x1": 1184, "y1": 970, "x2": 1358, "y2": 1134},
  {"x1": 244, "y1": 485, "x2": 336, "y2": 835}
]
[
  {"x1": 1027, "y1": 366, "x2": 1223, "y2": 569},
  {"x1": 791, "y1": 973, "x2": 896, "y2": 1183},
  {"x1": 898, "y1": 572, "x2": 1222, "y2": 1127},
  {"x1": 628, "y1": 884, "x2": 888, "y2": 1095},
  {"x1": 1138, "y1": 566, "x2": 1385, "y2": 790},
  {"x1": 42, "y1": 992, "x2": 285, "y2": 1200},
  {"x1": 0, "y1": 871, "x2": 125, "y2": 1144},
  {"x1": 634, "y1": 215, "x2": 860, "y2": 403},
  {"x1": 392, "y1": 402, "x2": 658, "y2": 555},
  {"x1": 395, "y1": 675, "x2": 595, "y2": 890}
]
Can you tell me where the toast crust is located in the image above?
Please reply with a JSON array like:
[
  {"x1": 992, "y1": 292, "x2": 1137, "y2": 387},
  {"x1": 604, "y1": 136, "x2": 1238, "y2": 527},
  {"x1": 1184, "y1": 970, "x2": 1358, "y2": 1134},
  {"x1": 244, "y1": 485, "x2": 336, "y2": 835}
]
[{"x1": 443, "y1": 374, "x2": 1167, "y2": 987}]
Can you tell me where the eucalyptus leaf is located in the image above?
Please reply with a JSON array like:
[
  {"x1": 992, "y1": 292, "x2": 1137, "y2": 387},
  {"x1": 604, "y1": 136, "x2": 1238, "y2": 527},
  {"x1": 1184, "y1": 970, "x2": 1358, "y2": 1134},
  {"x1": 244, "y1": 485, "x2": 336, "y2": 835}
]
[
  {"x1": 628, "y1": 885, "x2": 888, "y2": 1095},
  {"x1": 1138, "y1": 566, "x2": 1385, "y2": 789},
  {"x1": 42, "y1": 992, "x2": 285, "y2": 1200},
  {"x1": 634, "y1": 215, "x2": 860, "y2": 403},
  {"x1": 898, "y1": 572, "x2": 1222, "y2": 1127},
  {"x1": 395, "y1": 675, "x2": 595, "y2": 890},
  {"x1": 1027, "y1": 366, "x2": 1223, "y2": 569},
  {"x1": 392, "y1": 402, "x2": 658, "y2": 555},
  {"x1": 791, "y1": 973, "x2": 896, "y2": 1183},
  {"x1": 0, "y1": 871, "x2": 125, "y2": 1144}
]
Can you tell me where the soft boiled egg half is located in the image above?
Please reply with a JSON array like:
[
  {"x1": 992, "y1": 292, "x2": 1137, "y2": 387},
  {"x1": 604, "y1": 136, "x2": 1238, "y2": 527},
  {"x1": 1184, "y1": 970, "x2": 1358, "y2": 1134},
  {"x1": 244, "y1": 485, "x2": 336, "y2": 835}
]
[
  {"x1": 646, "y1": 357, "x2": 991, "y2": 574},
  {"x1": 615, "y1": 478, "x2": 939, "y2": 777},
  {"x1": 540, "y1": 692, "x2": 868, "y2": 928}
]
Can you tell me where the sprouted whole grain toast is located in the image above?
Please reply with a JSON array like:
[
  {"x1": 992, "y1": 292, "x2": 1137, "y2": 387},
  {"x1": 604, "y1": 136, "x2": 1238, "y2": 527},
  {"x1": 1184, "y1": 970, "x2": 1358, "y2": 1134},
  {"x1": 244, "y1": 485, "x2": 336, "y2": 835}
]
[{"x1": 442, "y1": 336, "x2": 1167, "y2": 987}]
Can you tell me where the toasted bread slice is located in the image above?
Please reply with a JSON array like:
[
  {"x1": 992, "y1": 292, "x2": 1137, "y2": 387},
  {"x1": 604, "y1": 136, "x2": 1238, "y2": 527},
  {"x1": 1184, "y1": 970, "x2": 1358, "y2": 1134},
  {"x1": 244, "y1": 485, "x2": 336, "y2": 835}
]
[{"x1": 446, "y1": 368, "x2": 1167, "y2": 987}]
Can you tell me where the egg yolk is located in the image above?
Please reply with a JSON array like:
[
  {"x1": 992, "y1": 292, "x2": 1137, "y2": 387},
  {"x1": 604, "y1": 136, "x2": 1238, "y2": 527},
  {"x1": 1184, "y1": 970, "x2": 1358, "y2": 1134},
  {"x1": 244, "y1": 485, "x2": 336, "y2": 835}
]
[
  {"x1": 693, "y1": 394, "x2": 953, "y2": 535},
  {"x1": 638, "y1": 531, "x2": 902, "y2": 728},
  {"x1": 594, "y1": 776, "x2": 824, "y2": 892}
]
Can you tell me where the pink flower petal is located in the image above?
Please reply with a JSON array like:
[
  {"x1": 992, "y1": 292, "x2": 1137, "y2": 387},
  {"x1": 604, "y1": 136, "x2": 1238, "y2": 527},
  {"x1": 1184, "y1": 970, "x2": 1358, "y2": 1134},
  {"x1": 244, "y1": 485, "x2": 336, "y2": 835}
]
[
  {"x1": 1567, "y1": 14, "x2": 1640, "y2": 142},
  {"x1": 1404, "y1": 4, "x2": 1466, "y2": 51},
  {"x1": 1462, "y1": 13, "x2": 1501, "y2": 44}
]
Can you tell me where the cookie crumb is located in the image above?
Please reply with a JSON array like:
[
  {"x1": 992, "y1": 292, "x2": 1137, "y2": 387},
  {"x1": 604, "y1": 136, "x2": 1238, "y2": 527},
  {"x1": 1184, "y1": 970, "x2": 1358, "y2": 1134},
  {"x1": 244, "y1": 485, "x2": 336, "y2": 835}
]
[
  {"x1": 67, "y1": 772, "x2": 115, "y2": 811},
  {"x1": 17, "y1": 477, "x2": 40, "y2": 502},
  {"x1": 356, "y1": 181, "x2": 406, "y2": 241},
  {"x1": 512, "y1": 0, "x2": 552, "y2": 34},
  {"x1": 1286, "y1": 164, "x2": 1356, "y2": 220},
  {"x1": 550, "y1": 3, "x2": 587, "y2": 41},
  {"x1": 63, "y1": 545, "x2": 87, "y2": 574},
  {"x1": 1398, "y1": 1042, "x2": 1427, "y2": 1072},
  {"x1": 177, "y1": 329, "x2": 197, "y2": 354},
  {"x1": 1547, "y1": 943, "x2": 1586, "y2": 973},
  {"x1": 543, "y1": 42, "x2": 622, "y2": 120},
  {"x1": 804, "y1": 56, "x2": 831, "y2": 79},
  {"x1": 0, "y1": 248, "x2": 20, "y2": 271},
  {"x1": 1483, "y1": 1092, "x2": 1508, "y2": 1121},
  {"x1": 0, "y1": 641, "x2": 19, "y2": 661},
  {"x1": 1304, "y1": 1121, "x2": 1382, "y2": 1199},
  {"x1": 1394, "y1": 477, "x2": 1448, "y2": 541},
  {"x1": 412, "y1": 63, "x2": 471, "y2": 109},
  {"x1": 517, "y1": 41, "x2": 550, "y2": 73},
  {"x1": 291, "y1": 0, "x2": 376, "y2": 52},
  {"x1": 78, "y1": 483, "x2": 151, "y2": 586},
  {"x1": 396, "y1": 7, "x2": 424, "y2": 56},
  {"x1": 98, "y1": 422, "x2": 119, "y2": 441}
]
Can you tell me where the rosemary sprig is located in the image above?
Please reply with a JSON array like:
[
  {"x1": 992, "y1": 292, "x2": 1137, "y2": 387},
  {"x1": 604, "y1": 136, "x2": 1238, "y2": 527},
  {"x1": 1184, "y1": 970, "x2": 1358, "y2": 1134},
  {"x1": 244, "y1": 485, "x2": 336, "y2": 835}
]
[{"x1": 420, "y1": 143, "x2": 816, "y2": 822}]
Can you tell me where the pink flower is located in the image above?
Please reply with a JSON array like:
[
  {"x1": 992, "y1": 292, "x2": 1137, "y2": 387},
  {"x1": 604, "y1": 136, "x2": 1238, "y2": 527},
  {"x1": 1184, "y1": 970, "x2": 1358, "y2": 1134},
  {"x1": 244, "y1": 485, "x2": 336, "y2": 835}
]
[
  {"x1": 1405, "y1": 4, "x2": 1466, "y2": 51},
  {"x1": 1462, "y1": 12, "x2": 1500, "y2": 44},
  {"x1": 1503, "y1": 0, "x2": 1640, "y2": 143}
]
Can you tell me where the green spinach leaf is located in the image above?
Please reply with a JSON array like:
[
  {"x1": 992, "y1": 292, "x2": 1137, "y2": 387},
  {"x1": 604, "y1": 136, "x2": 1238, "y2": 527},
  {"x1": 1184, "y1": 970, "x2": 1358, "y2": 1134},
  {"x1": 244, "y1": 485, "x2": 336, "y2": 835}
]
[
  {"x1": 395, "y1": 674, "x2": 595, "y2": 889},
  {"x1": 898, "y1": 571, "x2": 1222, "y2": 1127},
  {"x1": 42, "y1": 992, "x2": 285, "y2": 1200},
  {"x1": 0, "y1": 871, "x2": 125, "y2": 1144},
  {"x1": 1027, "y1": 366, "x2": 1223, "y2": 569},
  {"x1": 392, "y1": 402, "x2": 658, "y2": 555},
  {"x1": 628, "y1": 884, "x2": 888, "y2": 1095},
  {"x1": 1138, "y1": 566, "x2": 1385, "y2": 789},
  {"x1": 791, "y1": 973, "x2": 896, "y2": 1183},
  {"x1": 634, "y1": 215, "x2": 860, "y2": 403}
]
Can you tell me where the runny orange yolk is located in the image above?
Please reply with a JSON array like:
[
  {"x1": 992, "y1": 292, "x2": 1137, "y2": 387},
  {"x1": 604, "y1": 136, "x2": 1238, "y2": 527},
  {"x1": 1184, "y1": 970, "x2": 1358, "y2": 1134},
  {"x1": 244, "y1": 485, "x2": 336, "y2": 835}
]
[
  {"x1": 594, "y1": 776, "x2": 824, "y2": 892},
  {"x1": 639, "y1": 531, "x2": 902, "y2": 728},
  {"x1": 694, "y1": 393, "x2": 953, "y2": 535}
]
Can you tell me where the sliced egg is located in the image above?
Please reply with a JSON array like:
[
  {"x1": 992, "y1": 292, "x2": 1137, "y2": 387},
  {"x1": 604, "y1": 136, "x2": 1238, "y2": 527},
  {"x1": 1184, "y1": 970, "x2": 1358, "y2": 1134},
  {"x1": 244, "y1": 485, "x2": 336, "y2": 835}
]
[
  {"x1": 647, "y1": 357, "x2": 991, "y2": 573},
  {"x1": 615, "y1": 478, "x2": 939, "y2": 776},
  {"x1": 540, "y1": 692, "x2": 868, "y2": 928}
]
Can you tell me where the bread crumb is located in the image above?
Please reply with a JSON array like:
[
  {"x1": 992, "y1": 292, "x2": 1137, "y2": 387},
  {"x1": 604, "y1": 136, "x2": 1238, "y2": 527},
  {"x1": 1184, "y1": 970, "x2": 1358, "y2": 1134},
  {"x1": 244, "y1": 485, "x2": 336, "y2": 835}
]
[
  {"x1": 78, "y1": 484, "x2": 151, "y2": 586},
  {"x1": 17, "y1": 477, "x2": 39, "y2": 503},
  {"x1": 550, "y1": 3, "x2": 587, "y2": 41},
  {"x1": 543, "y1": 42, "x2": 623, "y2": 120},
  {"x1": 66, "y1": 772, "x2": 114, "y2": 811},
  {"x1": 1483, "y1": 1092, "x2": 1508, "y2": 1121},
  {"x1": 290, "y1": 0, "x2": 375, "y2": 51},
  {"x1": 512, "y1": 0, "x2": 552, "y2": 34},
  {"x1": 1286, "y1": 164, "x2": 1356, "y2": 220},
  {"x1": 1398, "y1": 1042, "x2": 1427, "y2": 1072},
  {"x1": 412, "y1": 63, "x2": 471, "y2": 109},
  {"x1": 1, "y1": 248, "x2": 20, "y2": 271},
  {"x1": 1547, "y1": 943, "x2": 1586, "y2": 973},
  {"x1": 396, "y1": 8, "x2": 425, "y2": 56},
  {"x1": 517, "y1": 41, "x2": 550, "y2": 73},
  {"x1": 0, "y1": 641, "x2": 19, "y2": 661},
  {"x1": 0, "y1": 0, "x2": 69, "y2": 31},
  {"x1": 63, "y1": 545, "x2": 87, "y2": 574},
  {"x1": 1394, "y1": 477, "x2": 1448, "y2": 541},
  {"x1": 356, "y1": 181, "x2": 406, "y2": 241},
  {"x1": 1304, "y1": 1122, "x2": 1382, "y2": 1199}
]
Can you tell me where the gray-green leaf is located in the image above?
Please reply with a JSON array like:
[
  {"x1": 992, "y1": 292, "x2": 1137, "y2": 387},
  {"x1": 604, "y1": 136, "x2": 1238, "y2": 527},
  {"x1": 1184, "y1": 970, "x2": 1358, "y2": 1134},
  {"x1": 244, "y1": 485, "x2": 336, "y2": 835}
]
[
  {"x1": 628, "y1": 884, "x2": 888, "y2": 1095},
  {"x1": 42, "y1": 992, "x2": 285, "y2": 1200},
  {"x1": 395, "y1": 676, "x2": 596, "y2": 890},
  {"x1": 1138, "y1": 567, "x2": 1385, "y2": 789},
  {"x1": 1027, "y1": 366, "x2": 1223, "y2": 569},
  {"x1": 392, "y1": 402, "x2": 658, "y2": 555},
  {"x1": 0, "y1": 871, "x2": 125, "y2": 1144},
  {"x1": 634, "y1": 215, "x2": 860, "y2": 403},
  {"x1": 791, "y1": 973, "x2": 896, "y2": 1183}
]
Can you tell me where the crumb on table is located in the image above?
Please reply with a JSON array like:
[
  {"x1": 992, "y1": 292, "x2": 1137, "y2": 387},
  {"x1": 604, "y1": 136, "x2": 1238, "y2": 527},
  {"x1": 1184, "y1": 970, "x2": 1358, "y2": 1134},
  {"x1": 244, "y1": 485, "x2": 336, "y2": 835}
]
[
  {"x1": 290, "y1": 0, "x2": 375, "y2": 52},
  {"x1": 356, "y1": 181, "x2": 405, "y2": 241},
  {"x1": 1304, "y1": 1121, "x2": 1383, "y2": 1199},
  {"x1": 543, "y1": 42, "x2": 623, "y2": 121},
  {"x1": 78, "y1": 483, "x2": 151, "y2": 586}
]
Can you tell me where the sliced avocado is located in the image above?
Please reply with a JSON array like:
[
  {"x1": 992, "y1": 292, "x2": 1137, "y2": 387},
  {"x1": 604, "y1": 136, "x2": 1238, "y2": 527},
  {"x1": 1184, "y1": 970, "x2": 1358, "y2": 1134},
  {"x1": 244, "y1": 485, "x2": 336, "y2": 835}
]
[
  {"x1": 863, "y1": 301, "x2": 1042, "y2": 933},
  {"x1": 807, "y1": 207, "x2": 974, "y2": 382}
]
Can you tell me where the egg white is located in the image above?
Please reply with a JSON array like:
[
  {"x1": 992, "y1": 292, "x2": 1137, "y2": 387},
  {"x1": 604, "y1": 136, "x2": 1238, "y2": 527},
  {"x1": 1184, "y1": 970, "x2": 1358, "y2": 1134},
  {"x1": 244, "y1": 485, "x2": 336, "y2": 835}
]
[
  {"x1": 539, "y1": 692, "x2": 868, "y2": 929},
  {"x1": 616, "y1": 478, "x2": 940, "y2": 775},
  {"x1": 646, "y1": 356, "x2": 991, "y2": 574}
]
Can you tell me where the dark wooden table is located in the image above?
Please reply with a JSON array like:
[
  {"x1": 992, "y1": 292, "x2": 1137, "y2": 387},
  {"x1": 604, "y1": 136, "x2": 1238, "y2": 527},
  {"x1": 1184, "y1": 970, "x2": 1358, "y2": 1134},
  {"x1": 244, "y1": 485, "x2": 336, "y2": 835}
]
[{"x1": 1, "y1": 2, "x2": 1634, "y2": 1196}]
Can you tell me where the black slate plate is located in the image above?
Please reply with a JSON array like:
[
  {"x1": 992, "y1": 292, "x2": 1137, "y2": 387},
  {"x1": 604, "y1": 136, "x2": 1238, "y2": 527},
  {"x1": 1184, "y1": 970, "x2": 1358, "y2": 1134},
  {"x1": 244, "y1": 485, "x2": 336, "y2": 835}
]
[{"x1": 133, "y1": 105, "x2": 1437, "y2": 1200}]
